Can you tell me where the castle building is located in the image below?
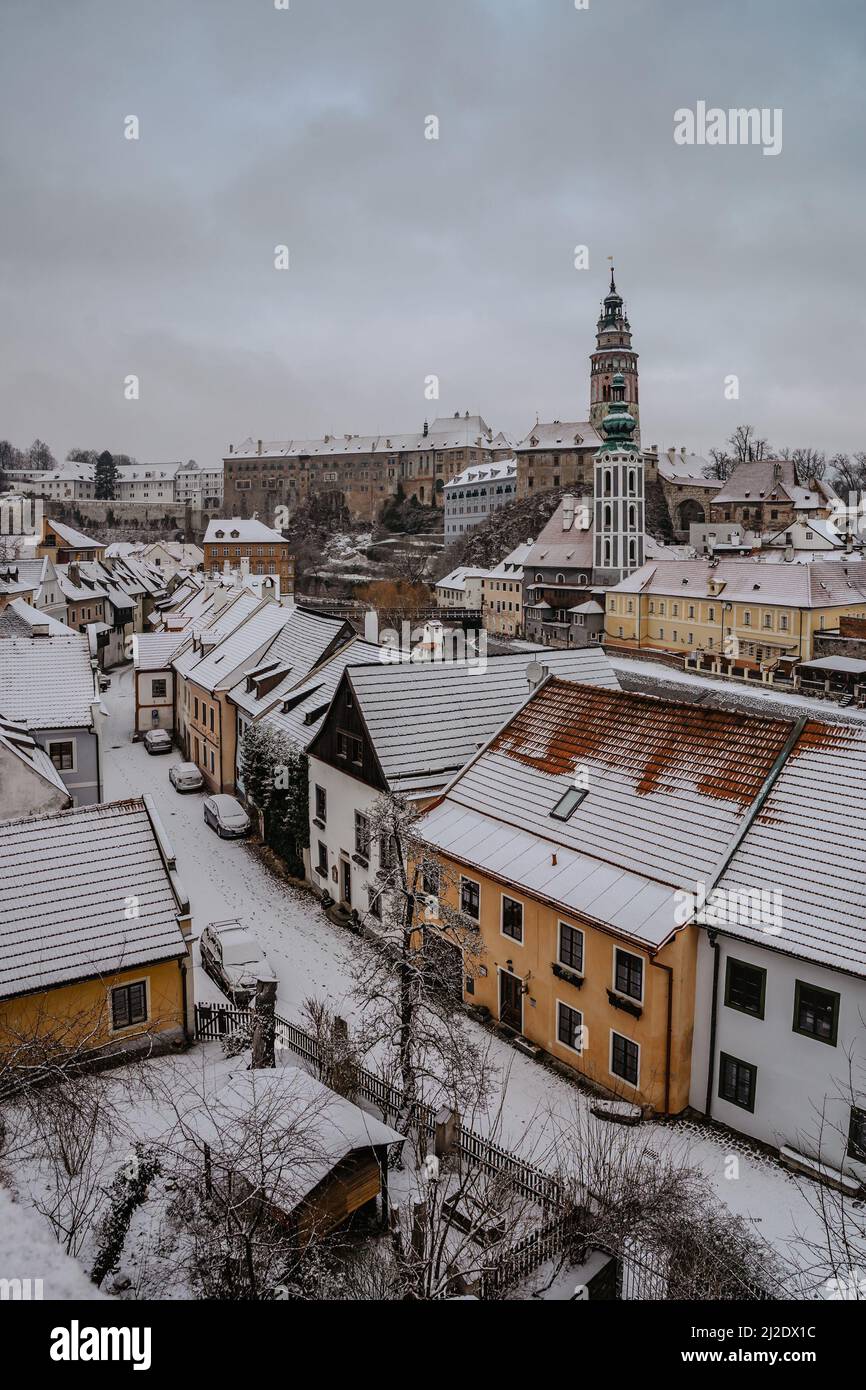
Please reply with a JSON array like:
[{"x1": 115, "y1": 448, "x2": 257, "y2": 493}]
[
  {"x1": 589, "y1": 267, "x2": 640, "y2": 446},
  {"x1": 515, "y1": 267, "x2": 641, "y2": 501}
]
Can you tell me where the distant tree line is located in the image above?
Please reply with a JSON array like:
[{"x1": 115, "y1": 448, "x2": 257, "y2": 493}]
[
  {"x1": 0, "y1": 440, "x2": 137, "y2": 499},
  {"x1": 704, "y1": 423, "x2": 866, "y2": 493}
]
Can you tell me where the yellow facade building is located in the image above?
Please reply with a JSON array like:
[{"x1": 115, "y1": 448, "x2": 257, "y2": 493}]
[
  {"x1": 0, "y1": 797, "x2": 193, "y2": 1063},
  {"x1": 417, "y1": 678, "x2": 804, "y2": 1115},
  {"x1": 604, "y1": 559, "x2": 866, "y2": 677}
]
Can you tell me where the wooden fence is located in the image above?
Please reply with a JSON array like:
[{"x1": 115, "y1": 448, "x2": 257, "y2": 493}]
[{"x1": 195, "y1": 1001, "x2": 561, "y2": 1211}]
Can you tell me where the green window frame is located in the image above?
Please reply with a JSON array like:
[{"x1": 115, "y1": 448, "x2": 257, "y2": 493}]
[
  {"x1": 719, "y1": 1052, "x2": 757, "y2": 1112},
  {"x1": 793, "y1": 980, "x2": 840, "y2": 1046},
  {"x1": 724, "y1": 957, "x2": 766, "y2": 1019}
]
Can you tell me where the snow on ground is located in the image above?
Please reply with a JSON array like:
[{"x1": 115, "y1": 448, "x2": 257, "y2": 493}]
[
  {"x1": 92, "y1": 664, "x2": 856, "y2": 1291},
  {"x1": 0, "y1": 1186, "x2": 107, "y2": 1300}
]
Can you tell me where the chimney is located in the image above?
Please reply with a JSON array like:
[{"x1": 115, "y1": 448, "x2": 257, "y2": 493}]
[
  {"x1": 240, "y1": 556, "x2": 250, "y2": 577},
  {"x1": 256, "y1": 439, "x2": 262, "y2": 456},
  {"x1": 561, "y1": 494, "x2": 576, "y2": 531},
  {"x1": 69, "y1": 562, "x2": 80, "y2": 586},
  {"x1": 31, "y1": 622, "x2": 50, "y2": 637},
  {"x1": 229, "y1": 444, "x2": 233, "y2": 454}
]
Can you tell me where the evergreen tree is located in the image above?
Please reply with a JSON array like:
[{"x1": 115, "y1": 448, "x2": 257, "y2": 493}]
[{"x1": 94, "y1": 450, "x2": 118, "y2": 499}]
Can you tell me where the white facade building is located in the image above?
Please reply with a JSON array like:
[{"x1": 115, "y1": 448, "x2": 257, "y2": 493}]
[
  {"x1": 443, "y1": 458, "x2": 517, "y2": 538},
  {"x1": 434, "y1": 567, "x2": 489, "y2": 610},
  {"x1": 688, "y1": 714, "x2": 866, "y2": 1184}
]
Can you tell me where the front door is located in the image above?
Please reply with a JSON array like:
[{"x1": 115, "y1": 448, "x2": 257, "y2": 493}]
[
  {"x1": 341, "y1": 858, "x2": 352, "y2": 907},
  {"x1": 499, "y1": 968, "x2": 523, "y2": 1032}
]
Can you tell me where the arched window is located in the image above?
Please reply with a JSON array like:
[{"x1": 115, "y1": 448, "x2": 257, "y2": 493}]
[
  {"x1": 604, "y1": 504, "x2": 612, "y2": 528},
  {"x1": 555, "y1": 572, "x2": 565, "y2": 584},
  {"x1": 604, "y1": 540, "x2": 612, "y2": 566},
  {"x1": 628, "y1": 469, "x2": 636, "y2": 495},
  {"x1": 628, "y1": 539, "x2": 637, "y2": 565},
  {"x1": 535, "y1": 573, "x2": 543, "y2": 583},
  {"x1": 628, "y1": 504, "x2": 637, "y2": 528}
]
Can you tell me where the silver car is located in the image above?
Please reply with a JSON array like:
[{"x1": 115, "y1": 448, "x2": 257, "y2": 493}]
[
  {"x1": 199, "y1": 920, "x2": 275, "y2": 1006},
  {"x1": 143, "y1": 728, "x2": 172, "y2": 755},
  {"x1": 203, "y1": 794, "x2": 251, "y2": 838},
  {"x1": 169, "y1": 761, "x2": 204, "y2": 793}
]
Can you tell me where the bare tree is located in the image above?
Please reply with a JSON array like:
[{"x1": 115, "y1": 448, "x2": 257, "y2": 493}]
[
  {"x1": 704, "y1": 447, "x2": 735, "y2": 481},
  {"x1": 154, "y1": 1057, "x2": 338, "y2": 1299},
  {"x1": 548, "y1": 1101, "x2": 785, "y2": 1300},
  {"x1": 830, "y1": 451, "x2": 866, "y2": 498},
  {"x1": 351, "y1": 793, "x2": 495, "y2": 1131}
]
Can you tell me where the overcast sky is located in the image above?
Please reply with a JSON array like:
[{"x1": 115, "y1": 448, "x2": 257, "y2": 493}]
[{"x1": 1, "y1": 0, "x2": 864, "y2": 468}]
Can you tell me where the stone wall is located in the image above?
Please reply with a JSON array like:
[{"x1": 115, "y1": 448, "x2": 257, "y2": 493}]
[{"x1": 46, "y1": 499, "x2": 206, "y2": 539}]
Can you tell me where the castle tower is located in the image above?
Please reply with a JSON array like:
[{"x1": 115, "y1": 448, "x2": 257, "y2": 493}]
[
  {"x1": 589, "y1": 267, "x2": 640, "y2": 446},
  {"x1": 593, "y1": 373, "x2": 645, "y2": 582}
]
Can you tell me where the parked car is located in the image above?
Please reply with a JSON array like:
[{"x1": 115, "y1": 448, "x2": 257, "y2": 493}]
[
  {"x1": 169, "y1": 762, "x2": 204, "y2": 793},
  {"x1": 203, "y1": 794, "x2": 251, "y2": 838},
  {"x1": 143, "y1": 728, "x2": 172, "y2": 755},
  {"x1": 199, "y1": 920, "x2": 275, "y2": 1006}
]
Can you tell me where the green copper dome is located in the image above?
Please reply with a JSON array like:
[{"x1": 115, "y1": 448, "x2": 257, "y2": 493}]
[{"x1": 598, "y1": 373, "x2": 639, "y2": 453}]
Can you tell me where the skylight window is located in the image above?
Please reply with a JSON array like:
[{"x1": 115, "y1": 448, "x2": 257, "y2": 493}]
[{"x1": 550, "y1": 787, "x2": 588, "y2": 821}]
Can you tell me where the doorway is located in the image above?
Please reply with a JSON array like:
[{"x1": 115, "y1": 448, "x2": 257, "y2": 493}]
[{"x1": 499, "y1": 968, "x2": 523, "y2": 1032}]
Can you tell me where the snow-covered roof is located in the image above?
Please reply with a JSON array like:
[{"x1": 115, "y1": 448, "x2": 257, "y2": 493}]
[
  {"x1": 204, "y1": 518, "x2": 286, "y2": 544},
  {"x1": 133, "y1": 631, "x2": 190, "y2": 672},
  {"x1": 657, "y1": 450, "x2": 721, "y2": 486},
  {"x1": 0, "y1": 634, "x2": 97, "y2": 728},
  {"x1": 514, "y1": 421, "x2": 601, "y2": 451},
  {"x1": 435, "y1": 567, "x2": 490, "y2": 591},
  {"x1": 171, "y1": 591, "x2": 262, "y2": 677},
  {"x1": 46, "y1": 518, "x2": 102, "y2": 550},
  {"x1": 796, "y1": 655, "x2": 866, "y2": 674},
  {"x1": 416, "y1": 679, "x2": 801, "y2": 949},
  {"x1": 0, "y1": 713, "x2": 70, "y2": 812},
  {"x1": 315, "y1": 649, "x2": 621, "y2": 796},
  {"x1": 612, "y1": 559, "x2": 866, "y2": 608},
  {"x1": 0, "y1": 797, "x2": 189, "y2": 1000},
  {"x1": 445, "y1": 458, "x2": 517, "y2": 489},
  {"x1": 228, "y1": 608, "x2": 350, "y2": 717},
  {"x1": 717, "y1": 721, "x2": 866, "y2": 975},
  {"x1": 0, "y1": 600, "x2": 74, "y2": 636},
  {"x1": 524, "y1": 499, "x2": 594, "y2": 572},
  {"x1": 485, "y1": 541, "x2": 535, "y2": 580},
  {"x1": 183, "y1": 603, "x2": 295, "y2": 694},
  {"x1": 225, "y1": 416, "x2": 500, "y2": 461},
  {"x1": 713, "y1": 460, "x2": 838, "y2": 509},
  {"x1": 262, "y1": 638, "x2": 383, "y2": 745},
  {"x1": 176, "y1": 1064, "x2": 403, "y2": 1208}
]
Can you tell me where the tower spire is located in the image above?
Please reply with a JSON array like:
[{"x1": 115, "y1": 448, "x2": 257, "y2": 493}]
[{"x1": 589, "y1": 266, "x2": 640, "y2": 446}]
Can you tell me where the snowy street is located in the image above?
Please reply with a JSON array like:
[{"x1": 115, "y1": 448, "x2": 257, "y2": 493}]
[{"x1": 99, "y1": 663, "x2": 842, "y2": 1288}]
